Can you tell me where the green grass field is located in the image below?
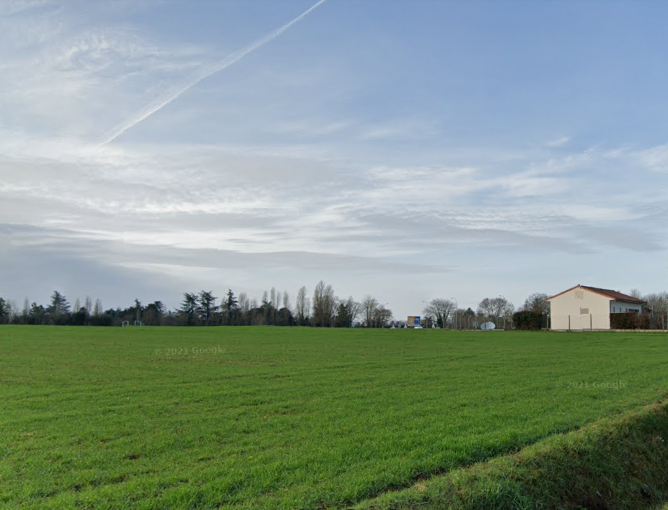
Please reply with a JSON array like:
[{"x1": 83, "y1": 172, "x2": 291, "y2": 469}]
[{"x1": 1, "y1": 326, "x2": 667, "y2": 509}]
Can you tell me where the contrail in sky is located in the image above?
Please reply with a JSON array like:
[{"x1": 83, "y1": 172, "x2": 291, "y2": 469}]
[{"x1": 99, "y1": 0, "x2": 329, "y2": 146}]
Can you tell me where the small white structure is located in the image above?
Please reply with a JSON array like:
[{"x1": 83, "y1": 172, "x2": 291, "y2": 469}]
[{"x1": 547, "y1": 285, "x2": 645, "y2": 330}]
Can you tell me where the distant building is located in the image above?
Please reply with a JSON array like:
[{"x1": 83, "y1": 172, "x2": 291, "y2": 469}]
[{"x1": 547, "y1": 285, "x2": 645, "y2": 330}]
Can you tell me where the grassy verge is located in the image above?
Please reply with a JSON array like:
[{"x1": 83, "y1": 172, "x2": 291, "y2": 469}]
[{"x1": 355, "y1": 397, "x2": 668, "y2": 510}]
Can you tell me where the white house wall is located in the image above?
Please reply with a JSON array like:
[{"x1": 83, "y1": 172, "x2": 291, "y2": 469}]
[{"x1": 549, "y1": 288, "x2": 611, "y2": 330}]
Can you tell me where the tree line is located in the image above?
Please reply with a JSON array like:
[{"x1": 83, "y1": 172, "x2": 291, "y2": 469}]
[
  {"x1": 0, "y1": 282, "x2": 394, "y2": 328},
  {"x1": 1, "y1": 287, "x2": 665, "y2": 330},
  {"x1": 0, "y1": 287, "x2": 535, "y2": 329}
]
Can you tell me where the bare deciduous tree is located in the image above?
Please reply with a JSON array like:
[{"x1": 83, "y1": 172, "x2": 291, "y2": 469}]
[
  {"x1": 296, "y1": 286, "x2": 309, "y2": 326},
  {"x1": 93, "y1": 298, "x2": 103, "y2": 317},
  {"x1": 238, "y1": 293, "x2": 249, "y2": 315},
  {"x1": 335, "y1": 296, "x2": 360, "y2": 327},
  {"x1": 312, "y1": 280, "x2": 336, "y2": 327},
  {"x1": 478, "y1": 297, "x2": 514, "y2": 328},
  {"x1": 372, "y1": 304, "x2": 393, "y2": 328},
  {"x1": 134, "y1": 298, "x2": 142, "y2": 322},
  {"x1": 522, "y1": 293, "x2": 549, "y2": 315},
  {"x1": 645, "y1": 292, "x2": 668, "y2": 329},
  {"x1": 22, "y1": 298, "x2": 29, "y2": 322},
  {"x1": 361, "y1": 295, "x2": 379, "y2": 328},
  {"x1": 423, "y1": 298, "x2": 456, "y2": 329}
]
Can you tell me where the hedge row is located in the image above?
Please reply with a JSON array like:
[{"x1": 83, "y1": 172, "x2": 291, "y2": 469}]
[
  {"x1": 610, "y1": 312, "x2": 650, "y2": 329},
  {"x1": 512, "y1": 311, "x2": 543, "y2": 330}
]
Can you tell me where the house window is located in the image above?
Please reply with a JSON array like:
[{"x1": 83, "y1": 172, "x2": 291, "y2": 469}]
[{"x1": 580, "y1": 308, "x2": 589, "y2": 315}]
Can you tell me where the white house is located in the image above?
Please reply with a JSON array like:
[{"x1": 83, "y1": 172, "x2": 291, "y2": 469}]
[{"x1": 547, "y1": 285, "x2": 645, "y2": 330}]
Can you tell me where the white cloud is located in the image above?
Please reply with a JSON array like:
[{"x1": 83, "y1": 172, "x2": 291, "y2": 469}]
[
  {"x1": 359, "y1": 119, "x2": 440, "y2": 141},
  {"x1": 546, "y1": 136, "x2": 570, "y2": 147},
  {"x1": 635, "y1": 143, "x2": 668, "y2": 172},
  {"x1": 0, "y1": 0, "x2": 52, "y2": 17},
  {"x1": 0, "y1": 5, "x2": 207, "y2": 140}
]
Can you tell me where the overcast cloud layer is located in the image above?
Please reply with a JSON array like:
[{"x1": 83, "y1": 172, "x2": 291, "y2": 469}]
[{"x1": 2, "y1": 0, "x2": 668, "y2": 317}]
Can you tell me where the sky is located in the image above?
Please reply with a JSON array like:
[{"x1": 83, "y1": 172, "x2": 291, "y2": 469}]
[{"x1": 2, "y1": 0, "x2": 668, "y2": 318}]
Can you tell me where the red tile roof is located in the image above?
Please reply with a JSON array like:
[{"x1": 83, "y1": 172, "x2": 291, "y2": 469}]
[
  {"x1": 547, "y1": 285, "x2": 646, "y2": 304},
  {"x1": 580, "y1": 286, "x2": 646, "y2": 304}
]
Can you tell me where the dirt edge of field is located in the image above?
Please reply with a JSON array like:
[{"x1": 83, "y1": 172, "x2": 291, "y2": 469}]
[{"x1": 352, "y1": 397, "x2": 668, "y2": 510}]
